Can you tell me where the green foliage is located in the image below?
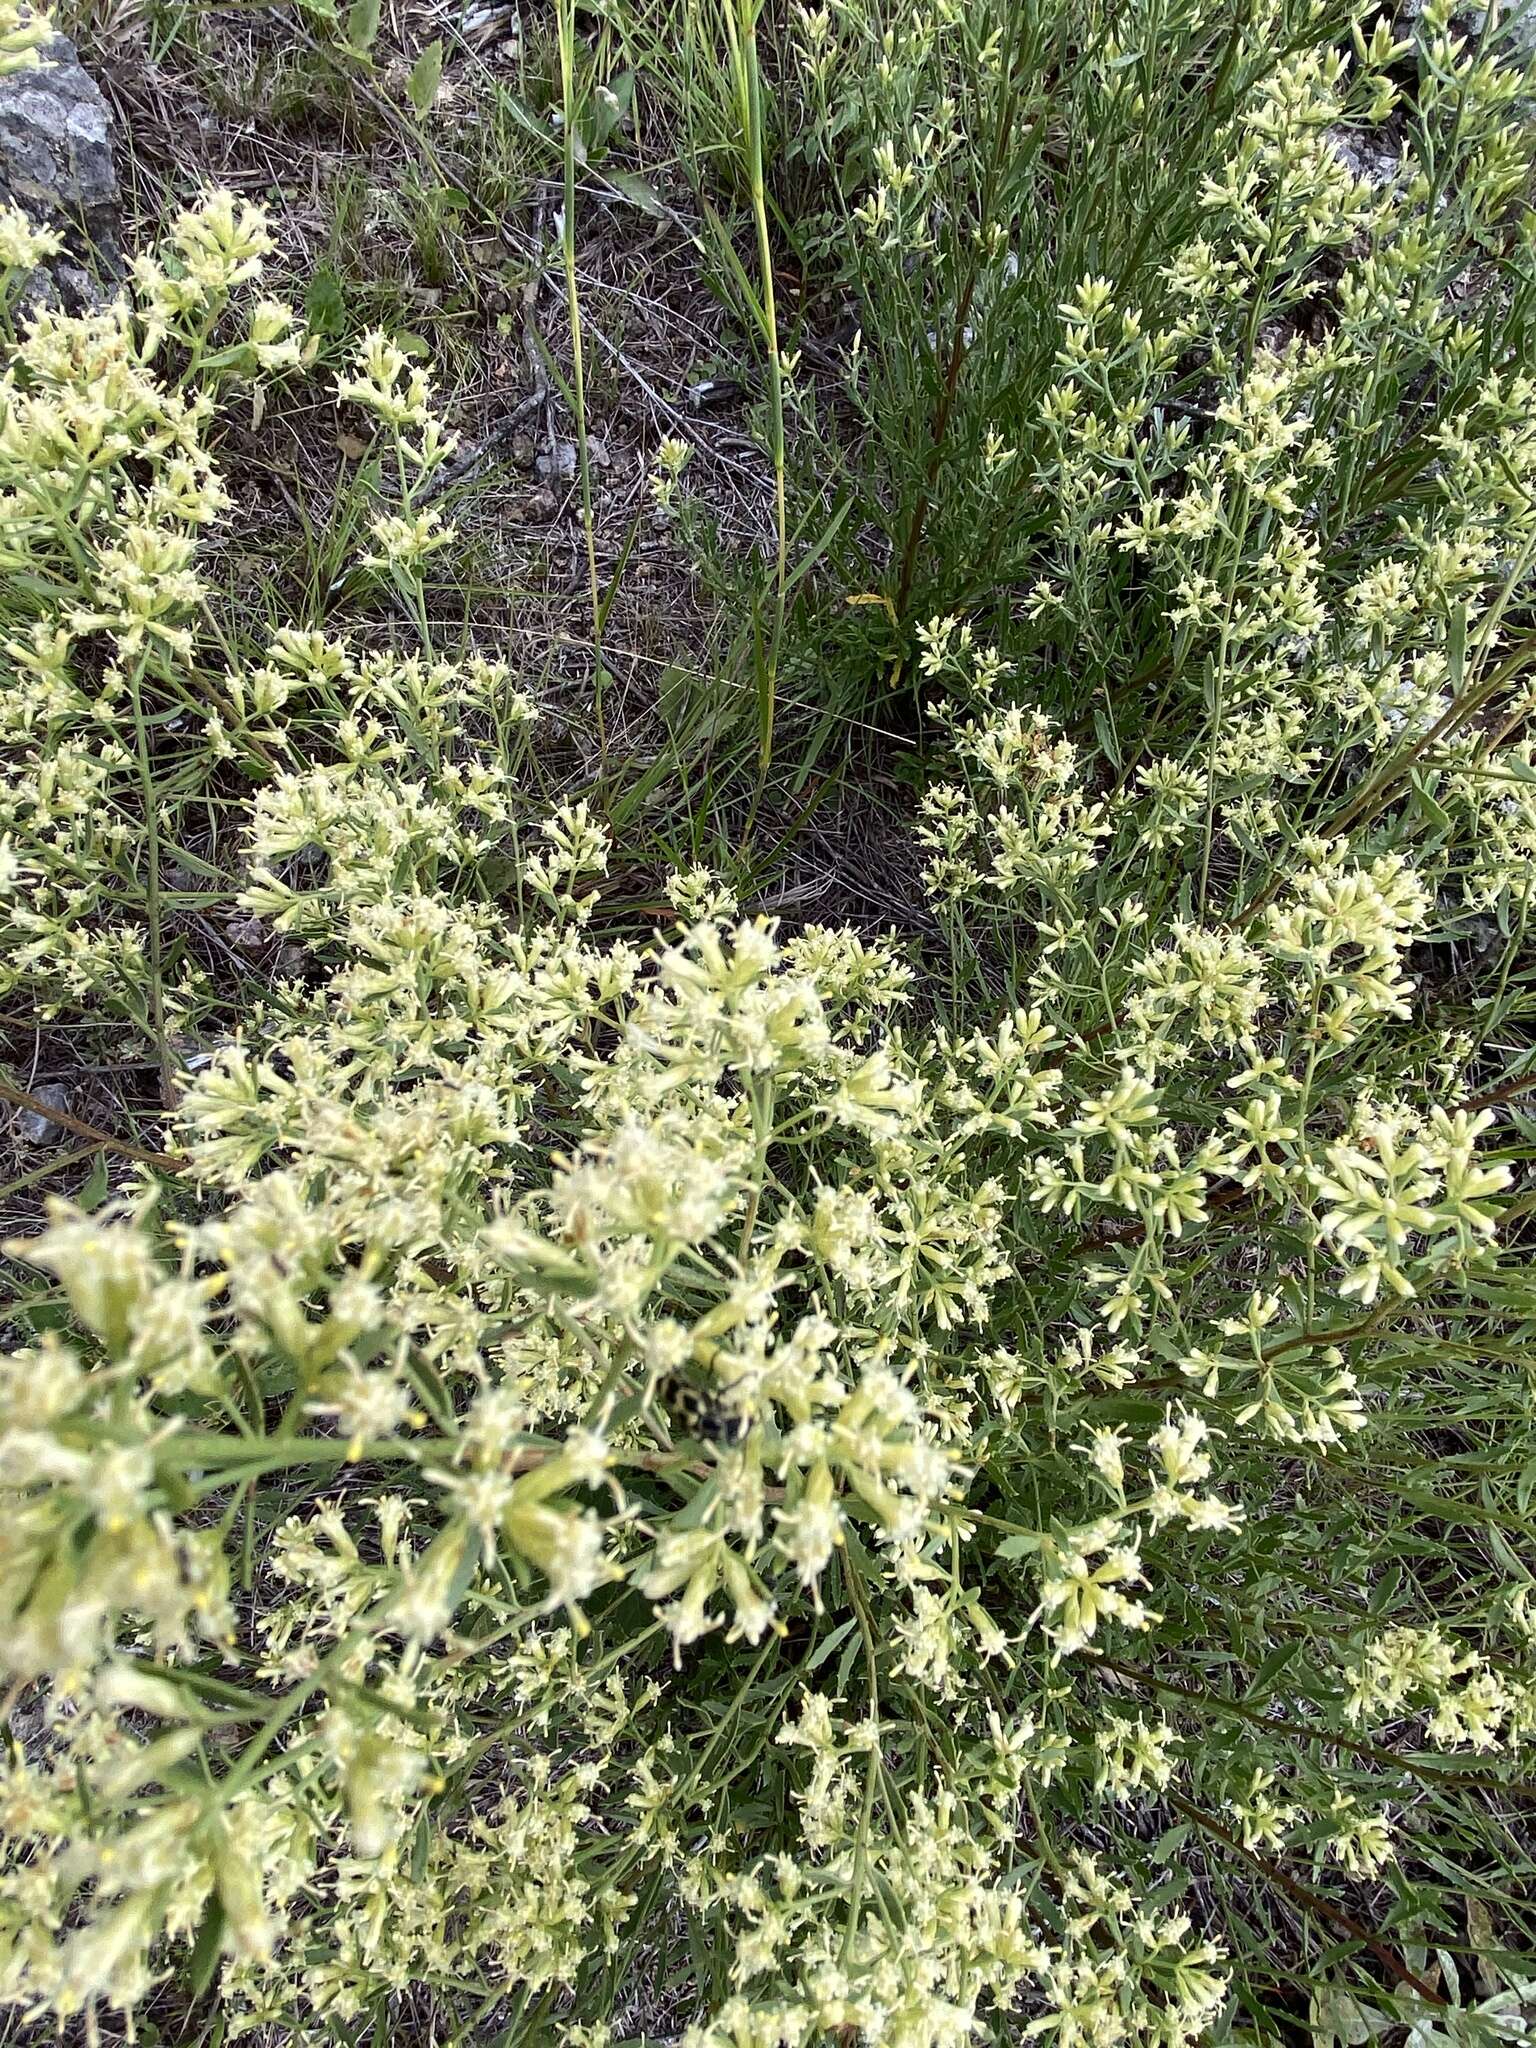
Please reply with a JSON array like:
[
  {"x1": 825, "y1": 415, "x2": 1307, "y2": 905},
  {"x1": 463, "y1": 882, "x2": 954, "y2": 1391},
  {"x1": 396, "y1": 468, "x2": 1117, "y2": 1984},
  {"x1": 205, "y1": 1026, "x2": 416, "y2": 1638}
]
[
  {"x1": 407, "y1": 38, "x2": 444, "y2": 121},
  {"x1": 624, "y1": 0, "x2": 1536, "y2": 729},
  {"x1": 4, "y1": 0, "x2": 1536, "y2": 2043}
]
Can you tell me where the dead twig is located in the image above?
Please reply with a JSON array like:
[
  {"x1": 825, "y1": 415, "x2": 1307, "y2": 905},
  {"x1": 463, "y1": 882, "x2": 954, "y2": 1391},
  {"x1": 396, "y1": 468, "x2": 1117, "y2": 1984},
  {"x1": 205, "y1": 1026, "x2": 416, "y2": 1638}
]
[
  {"x1": 415, "y1": 385, "x2": 548, "y2": 508},
  {"x1": 0, "y1": 1076, "x2": 183, "y2": 1174},
  {"x1": 1166, "y1": 1792, "x2": 1448, "y2": 2008}
]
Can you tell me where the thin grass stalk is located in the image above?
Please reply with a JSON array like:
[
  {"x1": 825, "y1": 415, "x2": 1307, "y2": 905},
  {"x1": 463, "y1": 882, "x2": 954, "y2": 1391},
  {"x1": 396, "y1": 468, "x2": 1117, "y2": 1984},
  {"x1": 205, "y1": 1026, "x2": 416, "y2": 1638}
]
[
  {"x1": 557, "y1": 0, "x2": 607, "y2": 763},
  {"x1": 889, "y1": 3, "x2": 1032, "y2": 641},
  {"x1": 720, "y1": 0, "x2": 786, "y2": 776},
  {"x1": 126, "y1": 660, "x2": 177, "y2": 1109}
]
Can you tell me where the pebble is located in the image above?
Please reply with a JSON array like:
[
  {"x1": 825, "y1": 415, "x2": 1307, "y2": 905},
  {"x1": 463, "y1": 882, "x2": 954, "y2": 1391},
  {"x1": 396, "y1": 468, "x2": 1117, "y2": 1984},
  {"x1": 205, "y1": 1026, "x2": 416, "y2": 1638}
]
[{"x1": 16, "y1": 1082, "x2": 71, "y2": 1145}]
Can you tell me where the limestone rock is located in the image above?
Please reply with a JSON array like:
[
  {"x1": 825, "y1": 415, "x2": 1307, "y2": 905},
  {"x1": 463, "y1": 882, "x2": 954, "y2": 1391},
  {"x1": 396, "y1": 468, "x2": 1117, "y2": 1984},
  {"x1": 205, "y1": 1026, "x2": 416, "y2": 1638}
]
[
  {"x1": 0, "y1": 29, "x2": 120, "y2": 305},
  {"x1": 14, "y1": 1081, "x2": 71, "y2": 1146}
]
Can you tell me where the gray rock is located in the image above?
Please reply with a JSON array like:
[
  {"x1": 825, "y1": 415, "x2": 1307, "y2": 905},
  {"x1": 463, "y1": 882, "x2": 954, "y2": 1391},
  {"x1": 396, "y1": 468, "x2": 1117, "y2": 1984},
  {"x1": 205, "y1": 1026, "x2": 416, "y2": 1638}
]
[
  {"x1": 1328, "y1": 126, "x2": 1402, "y2": 192},
  {"x1": 1491, "y1": 0, "x2": 1536, "y2": 67},
  {"x1": 15, "y1": 1082, "x2": 71, "y2": 1145},
  {"x1": 535, "y1": 434, "x2": 609, "y2": 482},
  {"x1": 0, "y1": 27, "x2": 120, "y2": 307}
]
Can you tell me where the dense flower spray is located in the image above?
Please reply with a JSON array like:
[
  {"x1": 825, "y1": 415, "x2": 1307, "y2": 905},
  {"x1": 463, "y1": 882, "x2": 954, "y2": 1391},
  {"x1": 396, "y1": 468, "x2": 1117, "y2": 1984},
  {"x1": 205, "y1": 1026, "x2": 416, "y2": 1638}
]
[{"x1": 3, "y1": 0, "x2": 1536, "y2": 2039}]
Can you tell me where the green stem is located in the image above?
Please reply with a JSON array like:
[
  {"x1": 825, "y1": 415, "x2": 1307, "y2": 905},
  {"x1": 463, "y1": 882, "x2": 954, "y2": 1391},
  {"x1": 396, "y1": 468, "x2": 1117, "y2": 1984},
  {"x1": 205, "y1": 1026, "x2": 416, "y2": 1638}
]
[
  {"x1": 558, "y1": 0, "x2": 607, "y2": 766},
  {"x1": 724, "y1": 0, "x2": 786, "y2": 777},
  {"x1": 126, "y1": 660, "x2": 176, "y2": 1108}
]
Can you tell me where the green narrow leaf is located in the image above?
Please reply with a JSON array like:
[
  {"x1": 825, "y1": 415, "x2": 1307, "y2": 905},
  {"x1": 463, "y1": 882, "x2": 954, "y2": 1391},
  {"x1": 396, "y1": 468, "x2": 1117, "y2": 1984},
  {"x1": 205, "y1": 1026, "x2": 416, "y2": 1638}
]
[
  {"x1": 77, "y1": 1151, "x2": 111, "y2": 1212},
  {"x1": 581, "y1": 67, "x2": 633, "y2": 155},
  {"x1": 304, "y1": 265, "x2": 346, "y2": 337},
  {"x1": 1447, "y1": 600, "x2": 1467, "y2": 694},
  {"x1": 784, "y1": 494, "x2": 853, "y2": 599},
  {"x1": 407, "y1": 38, "x2": 444, "y2": 118},
  {"x1": 1093, "y1": 706, "x2": 1122, "y2": 768},
  {"x1": 805, "y1": 1616, "x2": 858, "y2": 1672},
  {"x1": 754, "y1": 603, "x2": 774, "y2": 776},
  {"x1": 603, "y1": 167, "x2": 669, "y2": 220},
  {"x1": 345, "y1": 0, "x2": 381, "y2": 54},
  {"x1": 1245, "y1": 1637, "x2": 1304, "y2": 1701},
  {"x1": 1409, "y1": 769, "x2": 1451, "y2": 834},
  {"x1": 1150, "y1": 1822, "x2": 1192, "y2": 1864},
  {"x1": 446, "y1": 1524, "x2": 483, "y2": 1615},
  {"x1": 835, "y1": 1631, "x2": 862, "y2": 1693},
  {"x1": 188, "y1": 1890, "x2": 227, "y2": 2000}
]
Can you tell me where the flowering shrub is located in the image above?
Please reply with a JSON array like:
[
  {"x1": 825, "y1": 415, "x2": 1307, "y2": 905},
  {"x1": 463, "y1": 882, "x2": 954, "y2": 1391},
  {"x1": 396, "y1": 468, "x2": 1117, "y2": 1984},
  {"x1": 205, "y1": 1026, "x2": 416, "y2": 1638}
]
[
  {"x1": 3, "y1": 0, "x2": 1536, "y2": 2040},
  {"x1": 782, "y1": 0, "x2": 1536, "y2": 715}
]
